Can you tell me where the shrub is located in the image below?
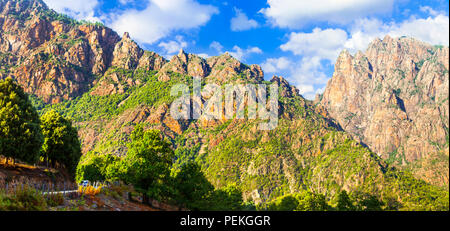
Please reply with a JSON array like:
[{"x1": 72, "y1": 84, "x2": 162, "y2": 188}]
[
  {"x1": 46, "y1": 193, "x2": 65, "y2": 207},
  {"x1": 0, "y1": 187, "x2": 47, "y2": 211},
  {"x1": 78, "y1": 185, "x2": 102, "y2": 196}
]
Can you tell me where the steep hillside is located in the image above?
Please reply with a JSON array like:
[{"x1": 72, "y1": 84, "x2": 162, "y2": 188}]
[
  {"x1": 319, "y1": 36, "x2": 449, "y2": 187},
  {"x1": 0, "y1": 0, "x2": 128, "y2": 103},
  {"x1": 1, "y1": 0, "x2": 448, "y2": 210}
]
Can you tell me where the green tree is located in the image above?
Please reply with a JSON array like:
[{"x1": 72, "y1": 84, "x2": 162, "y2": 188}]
[
  {"x1": 336, "y1": 190, "x2": 356, "y2": 211},
  {"x1": 209, "y1": 184, "x2": 244, "y2": 211},
  {"x1": 173, "y1": 162, "x2": 214, "y2": 210},
  {"x1": 117, "y1": 125, "x2": 174, "y2": 204},
  {"x1": 40, "y1": 110, "x2": 82, "y2": 175},
  {"x1": 296, "y1": 191, "x2": 330, "y2": 211},
  {"x1": 267, "y1": 195, "x2": 299, "y2": 211},
  {"x1": 0, "y1": 77, "x2": 43, "y2": 164},
  {"x1": 352, "y1": 191, "x2": 384, "y2": 211},
  {"x1": 267, "y1": 191, "x2": 330, "y2": 211},
  {"x1": 359, "y1": 195, "x2": 384, "y2": 211},
  {"x1": 75, "y1": 152, "x2": 119, "y2": 183}
]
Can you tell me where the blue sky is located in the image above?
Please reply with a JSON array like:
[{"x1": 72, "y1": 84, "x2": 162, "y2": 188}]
[{"x1": 43, "y1": 0, "x2": 449, "y2": 99}]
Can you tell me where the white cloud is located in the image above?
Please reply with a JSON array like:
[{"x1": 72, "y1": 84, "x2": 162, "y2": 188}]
[
  {"x1": 267, "y1": 9, "x2": 449, "y2": 100},
  {"x1": 261, "y1": 55, "x2": 331, "y2": 100},
  {"x1": 298, "y1": 84, "x2": 314, "y2": 96},
  {"x1": 420, "y1": 6, "x2": 439, "y2": 16},
  {"x1": 291, "y1": 57, "x2": 330, "y2": 86},
  {"x1": 230, "y1": 8, "x2": 259, "y2": 31},
  {"x1": 261, "y1": 28, "x2": 348, "y2": 99},
  {"x1": 44, "y1": 0, "x2": 218, "y2": 45},
  {"x1": 261, "y1": 57, "x2": 292, "y2": 73},
  {"x1": 281, "y1": 28, "x2": 348, "y2": 62},
  {"x1": 43, "y1": 0, "x2": 100, "y2": 22},
  {"x1": 345, "y1": 14, "x2": 450, "y2": 53},
  {"x1": 387, "y1": 15, "x2": 449, "y2": 46},
  {"x1": 109, "y1": 0, "x2": 219, "y2": 45},
  {"x1": 289, "y1": 57, "x2": 331, "y2": 100},
  {"x1": 210, "y1": 41, "x2": 224, "y2": 53},
  {"x1": 228, "y1": 46, "x2": 263, "y2": 61},
  {"x1": 119, "y1": 0, "x2": 134, "y2": 5},
  {"x1": 260, "y1": 0, "x2": 394, "y2": 28},
  {"x1": 197, "y1": 53, "x2": 210, "y2": 59},
  {"x1": 158, "y1": 35, "x2": 188, "y2": 55}
]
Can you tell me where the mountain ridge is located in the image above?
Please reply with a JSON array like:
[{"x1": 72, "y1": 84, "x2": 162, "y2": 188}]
[
  {"x1": 0, "y1": 0, "x2": 448, "y2": 210},
  {"x1": 319, "y1": 35, "x2": 449, "y2": 187}
]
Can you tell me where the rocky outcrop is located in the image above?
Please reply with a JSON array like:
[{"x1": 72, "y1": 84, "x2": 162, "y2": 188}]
[
  {"x1": 156, "y1": 50, "x2": 265, "y2": 84},
  {"x1": 1, "y1": 0, "x2": 266, "y2": 103},
  {"x1": 207, "y1": 53, "x2": 264, "y2": 84},
  {"x1": 271, "y1": 75, "x2": 300, "y2": 98},
  {"x1": 0, "y1": 0, "x2": 123, "y2": 103},
  {"x1": 320, "y1": 36, "x2": 449, "y2": 186},
  {"x1": 111, "y1": 32, "x2": 143, "y2": 70},
  {"x1": 158, "y1": 49, "x2": 207, "y2": 81},
  {"x1": 137, "y1": 51, "x2": 167, "y2": 71}
]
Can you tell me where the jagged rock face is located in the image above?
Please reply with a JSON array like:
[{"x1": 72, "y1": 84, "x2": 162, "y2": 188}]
[
  {"x1": 157, "y1": 49, "x2": 208, "y2": 81},
  {"x1": 271, "y1": 75, "x2": 300, "y2": 98},
  {"x1": 111, "y1": 32, "x2": 143, "y2": 70},
  {"x1": 157, "y1": 50, "x2": 192, "y2": 80},
  {"x1": 156, "y1": 50, "x2": 265, "y2": 84},
  {"x1": 137, "y1": 51, "x2": 167, "y2": 71},
  {"x1": 320, "y1": 36, "x2": 449, "y2": 186},
  {"x1": 207, "y1": 53, "x2": 264, "y2": 84},
  {"x1": 0, "y1": 0, "x2": 121, "y2": 103},
  {"x1": 0, "y1": 0, "x2": 266, "y2": 102}
]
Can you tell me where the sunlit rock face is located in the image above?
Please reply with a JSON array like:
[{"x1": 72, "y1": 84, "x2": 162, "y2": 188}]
[{"x1": 320, "y1": 35, "x2": 449, "y2": 186}]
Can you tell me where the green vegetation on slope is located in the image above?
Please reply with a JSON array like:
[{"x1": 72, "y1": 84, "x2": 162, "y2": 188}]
[
  {"x1": 1, "y1": 78, "x2": 82, "y2": 177},
  {"x1": 37, "y1": 70, "x2": 185, "y2": 122},
  {"x1": 76, "y1": 125, "x2": 247, "y2": 211},
  {"x1": 24, "y1": 57, "x2": 449, "y2": 211}
]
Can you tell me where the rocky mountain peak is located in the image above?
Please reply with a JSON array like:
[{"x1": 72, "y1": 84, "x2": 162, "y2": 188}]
[
  {"x1": 382, "y1": 34, "x2": 393, "y2": 43},
  {"x1": 136, "y1": 51, "x2": 167, "y2": 72},
  {"x1": 111, "y1": 32, "x2": 144, "y2": 70},
  {"x1": 204, "y1": 53, "x2": 264, "y2": 84},
  {"x1": 320, "y1": 36, "x2": 449, "y2": 186},
  {"x1": 154, "y1": 50, "x2": 265, "y2": 83},
  {"x1": 122, "y1": 31, "x2": 130, "y2": 40},
  {"x1": 335, "y1": 50, "x2": 354, "y2": 74},
  {"x1": 0, "y1": 0, "x2": 125, "y2": 103},
  {"x1": 0, "y1": 0, "x2": 47, "y2": 16},
  {"x1": 271, "y1": 75, "x2": 300, "y2": 98},
  {"x1": 177, "y1": 48, "x2": 188, "y2": 60},
  {"x1": 1, "y1": 0, "x2": 269, "y2": 101}
]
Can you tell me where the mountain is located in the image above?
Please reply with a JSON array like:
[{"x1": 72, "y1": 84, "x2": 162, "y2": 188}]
[
  {"x1": 319, "y1": 36, "x2": 449, "y2": 187},
  {"x1": 0, "y1": 0, "x2": 448, "y2": 210}
]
